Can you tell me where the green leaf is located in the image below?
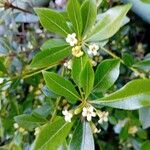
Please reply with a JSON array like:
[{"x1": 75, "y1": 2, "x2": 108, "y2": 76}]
[
  {"x1": 67, "y1": 0, "x2": 82, "y2": 37},
  {"x1": 93, "y1": 59, "x2": 120, "y2": 93},
  {"x1": 71, "y1": 54, "x2": 88, "y2": 86},
  {"x1": 80, "y1": 61, "x2": 94, "y2": 99},
  {"x1": 141, "y1": 0, "x2": 150, "y2": 3},
  {"x1": 41, "y1": 39, "x2": 68, "y2": 51},
  {"x1": 30, "y1": 46, "x2": 71, "y2": 69},
  {"x1": 14, "y1": 114, "x2": 47, "y2": 131},
  {"x1": 122, "y1": 53, "x2": 134, "y2": 67},
  {"x1": 81, "y1": 0, "x2": 97, "y2": 36},
  {"x1": 141, "y1": 141, "x2": 150, "y2": 150},
  {"x1": 43, "y1": 71, "x2": 81, "y2": 104},
  {"x1": 32, "y1": 117, "x2": 73, "y2": 150},
  {"x1": 139, "y1": 107, "x2": 150, "y2": 129},
  {"x1": 34, "y1": 8, "x2": 71, "y2": 37},
  {"x1": 69, "y1": 120, "x2": 95, "y2": 150},
  {"x1": 88, "y1": 4, "x2": 131, "y2": 41},
  {"x1": 92, "y1": 79, "x2": 150, "y2": 110},
  {"x1": 0, "y1": 59, "x2": 7, "y2": 74},
  {"x1": 133, "y1": 58, "x2": 150, "y2": 71}
]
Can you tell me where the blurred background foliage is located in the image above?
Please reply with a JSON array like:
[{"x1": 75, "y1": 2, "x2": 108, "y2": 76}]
[{"x1": 0, "y1": 0, "x2": 150, "y2": 150}]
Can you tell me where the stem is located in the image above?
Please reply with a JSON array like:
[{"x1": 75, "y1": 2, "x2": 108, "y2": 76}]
[
  {"x1": 10, "y1": 4, "x2": 32, "y2": 14},
  {"x1": 101, "y1": 47, "x2": 146, "y2": 79},
  {"x1": 0, "y1": 63, "x2": 58, "y2": 88},
  {"x1": 50, "y1": 97, "x2": 61, "y2": 122}
]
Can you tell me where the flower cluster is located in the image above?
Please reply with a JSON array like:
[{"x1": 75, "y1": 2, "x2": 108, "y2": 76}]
[
  {"x1": 87, "y1": 43, "x2": 100, "y2": 57},
  {"x1": 97, "y1": 110, "x2": 109, "y2": 124},
  {"x1": 66, "y1": 33, "x2": 78, "y2": 46},
  {"x1": 82, "y1": 106, "x2": 96, "y2": 121},
  {"x1": 62, "y1": 105, "x2": 109, "y2": 134},
  {"x1": 13, "y1": 123, "x2": 28, "y2": 135},
  {"x1": 62, "y1": 109, "x2": 73, "y2": 122},
  {"x1": 66, "y1": 33, "x2": 84, "y2": 57}
]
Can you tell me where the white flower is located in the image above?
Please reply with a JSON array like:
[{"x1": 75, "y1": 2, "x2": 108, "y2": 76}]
[
  {"x1": 64, "y1": 60, "x2": 72, "y2": 70},
  {"x1": 72, "y1": 46, "x2": 84, "y2": 57},
  {"x1": 13, "y1": 123, "x2": 19, "y2": 129},
  {"x1": 34, "y1": 127, "x2": 40, "y2": 136},
  {"x1": 55, "y1": 0, "x2": 66, "y2": 7},
  {"x1": 62, "y1": 109, "x2": 73, "y2": 122},
  {"x1": 98, "y1": 111, "x2": 109, "y2": 124},
  {"x1": 93, "y1": 128, "x2": 101, "y2": 133},
  {"x1": 128, "y1": 126, "x2": 138, "y2": 135},
  {"x1": 91, "y1": 60, "x2": 97, "y2": 66},
  {"x1": 82, "y1": 106, "x2": 96, "y2": 121},
  {"x1": 88, "y1": 43, "x2": 99, "y2": 57},
  {"x1": 66, "y1": 33, "x2": 78, "y2": 46}
]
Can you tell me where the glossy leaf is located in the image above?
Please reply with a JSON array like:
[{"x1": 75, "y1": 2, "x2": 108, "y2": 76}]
[
  {"x1": 93, "y1": 59, "x2": 120, "y2": 92},
  {"x1": 69, "y1": 120, "x2": 95, "y2": 150},
  {"x1": 80, "y1": 61, "x2": 94, "y2": 99},
  {"x1": 141, "y1": 0, "x2": 150, "y2": 3},
  {"x1": 139, "y1": 107, "x2": 150, "y2": 129},
  {"x1": 122, "y1": 53, "x2": 134, "y2": 67},
  {"x1": 67, "y1": 0, "x2": 82, "y2": 37},
  {"x1": 133, "y1": 58, "x2": 150, "y2": 71},
  {"x1": 41, "y1": 39, "x2": 68, "y2": 51},
  {"x1": 0, "y1": 59, "x2": 7, "y2": 74},
  {"x1": 141, "y1": 141, "x2": 150, "y2": 150},
  {"x1": 88, "y1": 4, "x2": 131, "y2": 41},
  {"x1": 92, "y1": 79, "x2": 150, "y2": 110},
  {"x1": 34, "y1": 8, "x2": 71, "y2": 37},
  {"x1": 81, "y1": 0, "x2": 97, "y2": 36},
  {"x1": 14, "y1": 114, "x2": 47, "y2": 131},
  {"x1": 43, "y1": 71, "x2": 81, "y2": 103},
  {"x1": 32, "y1": 117, "x2": 73, "y2": 150},
  {"x1": 30, "y1": 46, "x2": 71, "y2": 69},
  {"x1": 71, "y1": 54, "x2": 88, "y2": 86}
]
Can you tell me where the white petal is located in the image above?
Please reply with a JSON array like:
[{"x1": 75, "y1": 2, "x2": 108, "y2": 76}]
[
  {"x1": 88, "y1": 106, "x2": 94, "y2": 113},
  {"x1": 82, "y1": 111, "x2": 87, "y2": 117},
  {"x1": 62, "y1": 110, "x2": 68, "y2": 115},
  {"x1": 91, "y1": 112, "x2": 96, "y2": 117},
  {"x1": 98, "y1": 119, "x2": 103, "y2": 124},
  {"x1": 72, "y1": 33, "x2": 76, "y2": 38},
  {"x1": 83, "y1": 107, "x2": 87, "y2": 112},
  {"x1": 87, "y1": 115, "x2": 92, "y2": 121},
  {"x1": 104, "y1": 117, "x2": 108, "y2": 122},
  {"x1": 93, "y1": 51, "x2": 98, "y2": 56},
  {"x1": 70, "y1": 42, "x2": 75, "y2": 46}
]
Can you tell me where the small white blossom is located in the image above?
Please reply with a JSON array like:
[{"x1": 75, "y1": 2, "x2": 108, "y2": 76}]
[
  {"x1": 62, "y1": 109, "x2": 73, "y2": 122},
  {"x1": 19, "y1": 127, "x2": 25, "y2": 133},
  {"x1": 88, "y1": 43, "x2": 99, "y2": 57},
  {"x1": 34, "y1": 127, "x2": 40, "y2": 136},
  {"x1": 128, "y1": 126, "x2": 138, "y2": 136},
  {"x1": 55, "y1": 0, "x2": 66, "y2": 7},
  {"x1": 72, "y1": 46, "x2": 84, "y2": 57},
  {"x1": 66, "y1": 33, "x2": 78, "y2": 46},
  {"x1": 13, "y1": 123, "x2": 19, "y2": 129},
  {"x1": 93, "y1": 128, "x2": 101, "y2": 133},
  {"x1": 27, "y1": 42, "x2": 33, "y2": 49},
  {"x1": 91, "y1": 60, "x2": 97, "y2": 66},
  {"x1": 64, "y1": 60, "x2": 72, "y2": 70},
  {"x1": 82, "y1": 106, "x2": 96, "y2": 121},
  {"x1": 98, "y1": 111, "x2": 109, "y2": 124}
]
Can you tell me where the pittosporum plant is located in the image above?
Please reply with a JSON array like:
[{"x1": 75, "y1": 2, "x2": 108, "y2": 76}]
[{"x1": 10, "y1": 0, "x2": 150, "y2": 149}]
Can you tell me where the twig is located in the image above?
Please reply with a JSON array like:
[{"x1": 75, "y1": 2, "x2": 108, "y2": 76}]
[
  {"x1": 100, "y1": 46, "x2": 146, "y2": 79},
  {"x1": 0, "y1": 63, "x2": 59, "y2": 89},
  {"x1": 4, "y1": 1, "x2": 32, "y2": 14}
]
